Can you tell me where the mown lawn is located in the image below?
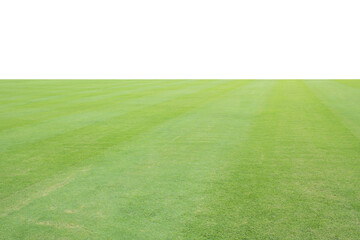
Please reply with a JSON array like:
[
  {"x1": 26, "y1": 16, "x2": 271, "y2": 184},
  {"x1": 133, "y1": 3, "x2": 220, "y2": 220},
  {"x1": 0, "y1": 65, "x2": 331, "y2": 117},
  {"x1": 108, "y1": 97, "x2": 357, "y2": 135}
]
[{"x1": 0, "y1": 80, "x2": 359, "y2": 239}]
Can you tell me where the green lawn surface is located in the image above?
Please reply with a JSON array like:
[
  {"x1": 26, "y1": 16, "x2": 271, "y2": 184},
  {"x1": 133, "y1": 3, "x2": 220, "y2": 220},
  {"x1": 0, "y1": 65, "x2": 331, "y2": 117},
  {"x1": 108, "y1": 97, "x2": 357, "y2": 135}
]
[{"x1": 0, "y1": 80, "x2": 359, "y2": 239}]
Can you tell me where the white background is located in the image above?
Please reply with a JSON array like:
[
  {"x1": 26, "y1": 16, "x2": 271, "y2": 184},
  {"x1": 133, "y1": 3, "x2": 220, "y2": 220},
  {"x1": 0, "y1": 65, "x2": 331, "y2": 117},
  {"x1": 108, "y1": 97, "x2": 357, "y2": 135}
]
[{"x1": 0, "y1": 0, "x2": 359, "y2": 79}]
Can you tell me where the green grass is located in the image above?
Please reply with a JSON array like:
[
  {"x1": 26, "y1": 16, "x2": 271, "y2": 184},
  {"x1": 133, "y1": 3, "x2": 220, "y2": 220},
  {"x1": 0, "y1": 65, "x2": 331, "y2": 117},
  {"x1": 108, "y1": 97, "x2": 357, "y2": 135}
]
[{"x1": 0, "y1": 80, "x2": 360, "y2": 239}]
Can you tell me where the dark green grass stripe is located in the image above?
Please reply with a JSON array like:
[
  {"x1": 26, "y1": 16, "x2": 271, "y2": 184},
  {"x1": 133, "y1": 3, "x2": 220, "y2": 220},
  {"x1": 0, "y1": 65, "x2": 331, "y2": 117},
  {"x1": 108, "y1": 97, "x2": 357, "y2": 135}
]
[{"x1": 0, "y1": 81, "x2": 251, "y2": 199}]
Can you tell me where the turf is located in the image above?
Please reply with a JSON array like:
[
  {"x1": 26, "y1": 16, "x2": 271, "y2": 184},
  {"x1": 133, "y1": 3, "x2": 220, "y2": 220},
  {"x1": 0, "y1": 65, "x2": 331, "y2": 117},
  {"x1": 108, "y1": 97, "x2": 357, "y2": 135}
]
[{"x1": 0, "y1": 80, "x2": 359, "y2": 239}]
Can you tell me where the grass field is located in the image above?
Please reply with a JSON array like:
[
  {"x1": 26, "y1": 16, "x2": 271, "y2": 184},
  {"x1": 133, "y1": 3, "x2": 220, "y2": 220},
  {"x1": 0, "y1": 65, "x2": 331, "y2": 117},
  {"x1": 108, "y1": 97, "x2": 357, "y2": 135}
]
[{"x1": 0, "y1": 80, "x2": 360, "y2": 239}]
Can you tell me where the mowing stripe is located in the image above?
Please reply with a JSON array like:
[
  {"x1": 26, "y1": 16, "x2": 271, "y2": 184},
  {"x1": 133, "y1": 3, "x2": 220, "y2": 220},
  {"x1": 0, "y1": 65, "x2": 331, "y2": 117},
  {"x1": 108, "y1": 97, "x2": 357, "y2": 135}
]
[
  {"x1": 0, "y1": 81, "x2": 251, "y2": 200},
  {"x1": 0, "y1": 80, "x2": 207, "y2": 131}
]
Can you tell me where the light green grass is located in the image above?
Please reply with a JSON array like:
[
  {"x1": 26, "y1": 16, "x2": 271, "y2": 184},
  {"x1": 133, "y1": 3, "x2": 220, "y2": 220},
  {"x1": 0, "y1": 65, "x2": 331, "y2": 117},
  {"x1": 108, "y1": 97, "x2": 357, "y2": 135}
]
[{"x1": 0, "y1": 80, "x2": 359, "y2": 239}]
